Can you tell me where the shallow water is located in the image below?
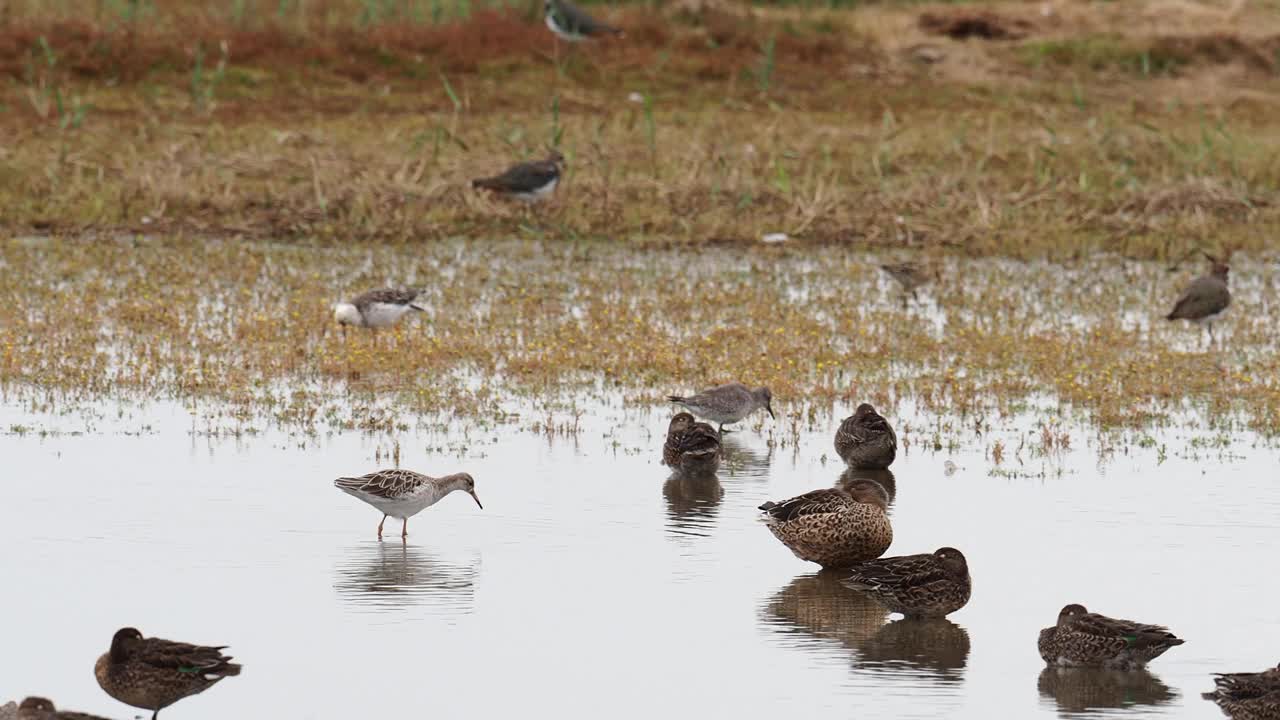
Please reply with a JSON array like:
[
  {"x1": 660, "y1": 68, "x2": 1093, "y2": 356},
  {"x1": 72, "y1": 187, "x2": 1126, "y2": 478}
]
[{"x1": 2, "y1": 397, "x2": 1276, "y2": 719}]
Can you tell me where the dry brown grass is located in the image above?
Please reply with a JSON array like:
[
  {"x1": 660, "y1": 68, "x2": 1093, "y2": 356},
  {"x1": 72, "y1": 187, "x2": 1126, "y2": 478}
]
[
  {"x1": 1, "y1": 2, "x2": 1279, "y2": 437},
  {"x1": 0, "y1": 1, "x2": 1279, "y2": 256}
]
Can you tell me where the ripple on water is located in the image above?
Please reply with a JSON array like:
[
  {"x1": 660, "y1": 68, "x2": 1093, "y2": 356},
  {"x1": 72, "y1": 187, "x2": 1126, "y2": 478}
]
[
  {"x1": 332, "y1": 542, "x2": 478, "y2": 620},
  {"x1": 663, "y1": 471, "x2": 724, "y2": 540},
  {"x1": 1037, "y1": 667, "x2": 1179, "y2": 717}
]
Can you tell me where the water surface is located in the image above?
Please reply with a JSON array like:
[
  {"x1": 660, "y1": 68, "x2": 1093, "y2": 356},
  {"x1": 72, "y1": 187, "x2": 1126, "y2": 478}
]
[{"x1": 2, "y1": 398, "x2": 1276, "y2": 719}]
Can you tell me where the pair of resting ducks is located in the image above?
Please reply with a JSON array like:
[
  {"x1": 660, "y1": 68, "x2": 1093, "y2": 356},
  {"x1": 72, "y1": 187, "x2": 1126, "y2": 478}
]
[{"x1": 661, "y1": 386, "x2": 1246, "y2": 682}]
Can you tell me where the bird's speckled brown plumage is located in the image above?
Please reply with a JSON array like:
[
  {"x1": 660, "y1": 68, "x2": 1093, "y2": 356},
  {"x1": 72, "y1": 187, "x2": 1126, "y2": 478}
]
[
  {"x1": 759, "y1": 481, "x2": 893, "y2": 569},
  {"x1": 842, "y1": 547, "x2": 971, "y2": 618},
  {"x1": 880, "y1": 262, "x2": 937, "y2": 296},
  {"x1": 17, "y1": 698, "x2": 116, "y2": 720},
  {"x1": 350, "y1": 288, "x2": 422, "y2": 313},
  {"x1": 1204, "y1": 663, "x2": 1280, "y2": 720},
  {"x1": 95, "y1": 627, "x2": 240, "y2": 720},
  {"x1": 1037, "y1": 604, "x2": 1183, "y2": 670},
  {"x1": 662, "y1": 412, "x2": 721, "y2": 475},
  {"x1": 834, "y1": 403, "x2": 897, "y2": 470}
]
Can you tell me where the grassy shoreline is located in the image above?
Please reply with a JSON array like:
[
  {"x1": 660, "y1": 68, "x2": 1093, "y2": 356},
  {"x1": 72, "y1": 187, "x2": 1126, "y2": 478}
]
[
  {"x1": 1, "y1": 236, "x2": 1277, "y2": 438},
  {"x1": 1, "y1": 1, "x2": 1279, "y2": 256}
]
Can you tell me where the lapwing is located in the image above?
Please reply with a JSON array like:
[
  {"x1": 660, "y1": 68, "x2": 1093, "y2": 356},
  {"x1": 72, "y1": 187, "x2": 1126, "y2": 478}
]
[
  {"x1": 1166, "y1": 253, "x2": 1231, "y2": 346},
  {"x1": 544, "y1": 0, "x2": 624, "y2": 42},
  {"x1": 471, "y1": 150, "x2": 565, "y2": 203}
]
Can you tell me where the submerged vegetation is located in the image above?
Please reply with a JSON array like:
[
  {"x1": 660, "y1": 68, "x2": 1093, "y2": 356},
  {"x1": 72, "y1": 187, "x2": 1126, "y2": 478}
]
[{"x1": 0, "y1": 238, "x2": 1277, "y2": 439}]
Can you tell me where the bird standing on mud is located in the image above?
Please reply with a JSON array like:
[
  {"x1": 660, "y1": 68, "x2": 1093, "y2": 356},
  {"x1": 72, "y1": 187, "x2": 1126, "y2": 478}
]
[
  {"x1": 1165, "y1": 253, "x2": 1230, "y2": 346},
  {"x1": 880, "y1": 261, "x2": 937, "y2": 299},
  {"x1": 544, "y1": 0, "x2": 624, "y2": 42},
  {"x1": 332, "y1": 288, "x2": 427, "y2": 330},
  {"x1": 472, "y1": 150, "x2": 565, "y2": 203}
]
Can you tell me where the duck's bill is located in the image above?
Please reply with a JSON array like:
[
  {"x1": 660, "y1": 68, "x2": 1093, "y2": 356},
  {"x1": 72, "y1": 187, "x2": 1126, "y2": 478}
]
[
  {"x1": 469, "y1": 491, "x2": 484, "y2": 510},
  {"x1": 766, "y1": 406, "x2": 776, "y2": 419}
]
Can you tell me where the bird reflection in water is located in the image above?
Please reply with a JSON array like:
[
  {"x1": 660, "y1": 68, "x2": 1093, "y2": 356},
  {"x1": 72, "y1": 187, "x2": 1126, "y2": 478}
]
[
  {"x1": 662, "y1": 471, "x2": 723, "y2": 538},
  {"x1": 838, "y1": 467, "x2": 896, "y2": 509},
  {"x1": 333, "y1": 542, "x2": 477, "y2": 615},
  {"x1": 1037, "y1": 666, "x2": 1177, "y2": 716},
  {"x1": 761, "y1": 571, "x2": 889, "y2": 653},
  {"x1": 719, "y1": 433, "x2": 773, "y2": 481},
  {"x1": 855, "y1": 619, "x2": 970, "y2": 681}
]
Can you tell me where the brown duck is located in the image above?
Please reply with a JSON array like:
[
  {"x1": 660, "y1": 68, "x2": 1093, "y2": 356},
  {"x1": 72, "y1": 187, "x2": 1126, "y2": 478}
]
[
  {"x1": 662, "y1": 412, "x2": 721, "y2": 475},
  {"x1": 16, "y1": 698, "x2": 116, "y2": 720},
  {"x1": 759, "y1": 480, "x2": 893, "y2": 569},
  {"x1": 1038, "y1": 604, "x2": 1183, "y2": 670},
  {"x1": 95, "y1": 627, "x2": 241, "y2": 719},
  {"x1": 834, "y1": 403, "x2": 897, "y2": 470},
  {"x1": 1203, "y1": 662, "x2": 1280, "y2": 720},
  {"x1": 842, "y1": 547, "x2": 971, "y2": 619}
]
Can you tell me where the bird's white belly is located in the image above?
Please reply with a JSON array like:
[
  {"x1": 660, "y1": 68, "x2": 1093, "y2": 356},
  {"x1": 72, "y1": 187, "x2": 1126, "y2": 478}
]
[
  {"x1": 515, "y1": 177, "x2": 558, "y2": 203},
  {"x1": 354, "y1": 491, "x2": 443, "y2": 519},
  {"x1": 362, "y1": 303, "x2": 412, "y2": 328},
  {"x1": 545, "y1": 15, "x2": 585, "y2": 41}
]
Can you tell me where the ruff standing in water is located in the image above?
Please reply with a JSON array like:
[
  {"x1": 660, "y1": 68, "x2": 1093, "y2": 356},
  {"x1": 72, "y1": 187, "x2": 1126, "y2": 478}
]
[
  {"x1": 1203, "y1": 663, "x2": 1280, "y2": 719},
  {"x1": 544, "y1": 0, "x2": 624, "y2": 42},
  {"x1": 1038, "y1": 604, "x2": 1184, "y2": 670},
  {"x1": 332, "y1": 288, "x2": 426, "y2": 329},
  {"x1": 834, "y1": 403, "x2": 897, "y2": 470},
  {"x1": 842, "y1": 547, "x2": 971, "y2": 619},
  {"x1": 667, "y1": 383, "x2": 774, "y2": 433},
  {"x1": 95, "y1": 627, "x2": 240, "y2": 720},
  {"x1": 472, "y1": 151, "x2": 565, "y2": 203},
  {"x1": 16, "y1": 697, "x2": 115, "y2": 720},
  {"x1": 334, "y1": 469, "x2": 481, "y2": 540},
  {"x1": 758, "y1": 480, "x2": 893, "y2": 569},
  {"x1": 1165, "y1": 255, "x2": 1231, "y2": 345},
  {"x1": 662, "y1": 412, "x2": 721, "y2": 475}
]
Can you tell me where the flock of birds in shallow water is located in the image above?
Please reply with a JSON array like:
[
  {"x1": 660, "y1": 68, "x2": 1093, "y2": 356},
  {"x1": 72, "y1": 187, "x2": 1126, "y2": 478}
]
[
  {"x1": 6, "y1": 250, "x2": 1248, "y2": 716},
  {"x1": 3, "y1": 0, "x2": 1249, "y2": 696}
]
